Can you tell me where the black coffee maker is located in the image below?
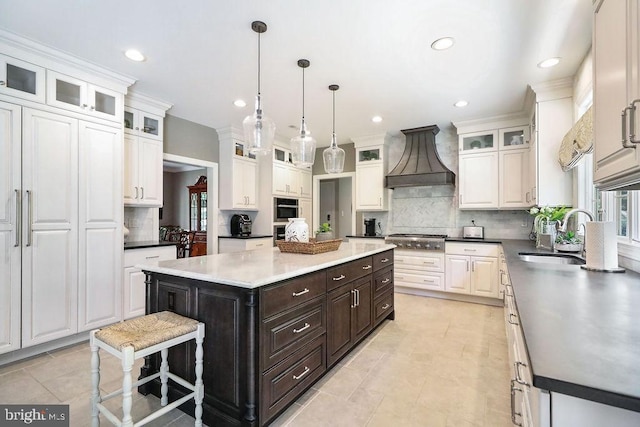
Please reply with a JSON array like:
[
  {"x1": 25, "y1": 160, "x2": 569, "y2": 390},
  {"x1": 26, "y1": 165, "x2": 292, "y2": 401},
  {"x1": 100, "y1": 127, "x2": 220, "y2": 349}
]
[
  {"x1": 364, "y1": 218, "x2": 377, "y2": 236},
  {"x1": 231, "y1": 214, "x2": 252, "y2": 237}
]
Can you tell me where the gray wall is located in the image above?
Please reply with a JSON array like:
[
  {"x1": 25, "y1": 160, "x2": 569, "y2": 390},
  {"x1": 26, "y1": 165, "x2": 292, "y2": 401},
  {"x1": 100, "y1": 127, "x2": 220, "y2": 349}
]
[
  {"x1": 164, "y1": 114, "x2": 219, "y2": 163},
  {"x1": 312, "y1": 142, "x2": 356, "y2": 175}
]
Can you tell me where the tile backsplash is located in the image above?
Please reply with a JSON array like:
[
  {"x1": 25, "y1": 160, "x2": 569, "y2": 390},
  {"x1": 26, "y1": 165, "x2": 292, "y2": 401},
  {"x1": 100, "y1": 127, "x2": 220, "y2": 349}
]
[{"x1": 124, "y1": 207, "x2": 158, "y2": 242}]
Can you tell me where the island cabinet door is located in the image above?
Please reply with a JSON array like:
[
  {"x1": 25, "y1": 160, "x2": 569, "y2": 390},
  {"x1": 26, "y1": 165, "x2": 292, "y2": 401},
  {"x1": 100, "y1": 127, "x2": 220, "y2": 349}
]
[
  {"x1": 327, "y1": 282, "x2": 354, "y2": 366},
  {"x1": 352, "y1": 276, "x2": 373, "y2": 343}
]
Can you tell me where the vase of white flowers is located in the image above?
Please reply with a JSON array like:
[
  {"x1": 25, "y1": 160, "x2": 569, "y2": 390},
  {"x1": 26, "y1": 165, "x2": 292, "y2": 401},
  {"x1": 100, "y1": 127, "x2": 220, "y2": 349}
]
[{"x1": 529, "y1": 206, "x2": 571, "y2": 250}]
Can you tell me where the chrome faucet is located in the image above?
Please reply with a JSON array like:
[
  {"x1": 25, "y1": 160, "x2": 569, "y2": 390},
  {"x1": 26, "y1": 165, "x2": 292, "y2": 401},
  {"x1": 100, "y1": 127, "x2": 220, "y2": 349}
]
[
  {"x1": 558, "y1": 209, "x2": 595, "y2": 257},
  {"x1": 558, "y1": 209, "x2": 595, "y2": 232}
]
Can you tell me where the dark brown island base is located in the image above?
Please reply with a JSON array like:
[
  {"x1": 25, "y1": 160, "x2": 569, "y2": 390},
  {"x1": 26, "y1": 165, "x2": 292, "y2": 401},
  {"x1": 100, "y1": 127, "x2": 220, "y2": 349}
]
[{"x1": 137, "y1": 242, "x2": 395, "y2": 426}]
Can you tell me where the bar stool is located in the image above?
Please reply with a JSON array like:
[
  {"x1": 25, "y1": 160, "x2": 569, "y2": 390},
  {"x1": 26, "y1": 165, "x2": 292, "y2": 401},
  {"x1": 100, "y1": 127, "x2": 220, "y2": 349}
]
[{"x1": 90, "y1": 311, "x2": 205, "y2": 427}]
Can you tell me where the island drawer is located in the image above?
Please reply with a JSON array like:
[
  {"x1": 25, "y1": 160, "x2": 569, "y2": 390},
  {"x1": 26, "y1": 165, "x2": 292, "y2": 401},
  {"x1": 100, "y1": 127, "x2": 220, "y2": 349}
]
[
  {"x1": 326, "y1": 256, "x2": 373, "y2": 291},
  {"x1": 373, "y1": 266, "x2": 393, "y2": 298},
  {"x1": 261, "y1": 270, "x2": 326, "y2": 318},
  {"x1": 261, "y1": 335, "x2": 326, "y2": 423},
  {"x1": 261, "y1": 297, "x2": 326, "y2": 370},
  {"x1": 373, "y1": 250, "x2": 394, "y2": 271},
  {"x1": 373, "y1": 289, "x2": 394, "y2": 327}
]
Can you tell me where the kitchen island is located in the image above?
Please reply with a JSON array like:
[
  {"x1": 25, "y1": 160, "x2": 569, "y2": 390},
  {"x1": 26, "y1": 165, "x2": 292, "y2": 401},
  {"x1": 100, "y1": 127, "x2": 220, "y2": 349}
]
[{"x1": 137, "y1": 242, "x2": 395, "y2": 427}]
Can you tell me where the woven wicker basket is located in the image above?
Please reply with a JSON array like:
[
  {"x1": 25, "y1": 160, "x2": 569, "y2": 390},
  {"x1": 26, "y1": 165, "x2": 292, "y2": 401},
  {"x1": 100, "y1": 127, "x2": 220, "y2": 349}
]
[{"x1": 276, "y1": 238, "x2": 342, "y2": 255}]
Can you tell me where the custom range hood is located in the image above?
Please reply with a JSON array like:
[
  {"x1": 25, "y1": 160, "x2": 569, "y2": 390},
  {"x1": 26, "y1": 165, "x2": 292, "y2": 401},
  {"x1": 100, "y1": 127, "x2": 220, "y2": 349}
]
[{"x1": 385, "y1": 125, "x2": 455, "y2": 188}]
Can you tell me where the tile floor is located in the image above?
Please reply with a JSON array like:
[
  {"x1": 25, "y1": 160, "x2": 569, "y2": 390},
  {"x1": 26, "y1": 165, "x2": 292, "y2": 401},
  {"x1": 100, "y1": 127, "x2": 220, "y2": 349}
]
[{"x1": 0, "y1": 293, "x2": 512, "y2": 426}]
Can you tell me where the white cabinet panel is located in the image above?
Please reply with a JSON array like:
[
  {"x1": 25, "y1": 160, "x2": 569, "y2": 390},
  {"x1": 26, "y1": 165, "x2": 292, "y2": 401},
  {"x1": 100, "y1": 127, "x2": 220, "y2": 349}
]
[
  {"x1": 445, "y1": 255, "x2": 470, "y2": 293},
  {"x1": 470, "y1": 257, "x2": 499, "y2": 298},
  {"x1": 459, "y1": 152, "x2": 498, "y2": 209},
  {"x1": 78, "y1": 121, "x2": 122, "y2": 331},
  {"x1": 0, "y1": 101, "x2": 21, "y2": 354},
  {"x1": 356, "y1": 162, "x2": 387, "y2": 210},
  {"x1": 300, "y1": 169, "x2": 312, "y2": 198},
  {"x1": 21, "y1": 109, "x2": 78, "y2": 348},
  {"x1": 499, "y1": 148, "x2": 529, "y2": 208},
  {"x1": 123, "y1": 134, "x2": 163, "y2": 207}
]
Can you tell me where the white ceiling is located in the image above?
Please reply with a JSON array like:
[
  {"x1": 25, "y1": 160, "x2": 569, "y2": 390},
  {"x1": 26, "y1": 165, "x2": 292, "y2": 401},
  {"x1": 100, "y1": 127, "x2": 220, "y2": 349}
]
[{"x1": 0, "y1": 0, "x2": 592, "y2": 147}]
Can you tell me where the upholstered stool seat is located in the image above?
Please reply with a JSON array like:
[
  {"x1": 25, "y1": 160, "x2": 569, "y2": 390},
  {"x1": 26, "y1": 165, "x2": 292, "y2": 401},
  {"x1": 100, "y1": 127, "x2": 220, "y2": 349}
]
[{"x1": 90, "y1": 311, "x2": 205, "y2": 427}]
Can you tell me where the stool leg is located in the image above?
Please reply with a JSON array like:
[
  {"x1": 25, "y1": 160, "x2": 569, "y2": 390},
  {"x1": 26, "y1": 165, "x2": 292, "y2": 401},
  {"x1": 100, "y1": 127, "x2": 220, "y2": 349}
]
[
  {"x1": 160, "y1": 348, "x2": 169, "y2": 406},
  {"x1": 121, "y1": 346, "x2": 135, "y2": 427},
  {"x1": 90, "y1": 331, "x2": 101, "y2": 427},
  {"x1": 194, "y1": 323, "x2": 205, "y2": 427}
]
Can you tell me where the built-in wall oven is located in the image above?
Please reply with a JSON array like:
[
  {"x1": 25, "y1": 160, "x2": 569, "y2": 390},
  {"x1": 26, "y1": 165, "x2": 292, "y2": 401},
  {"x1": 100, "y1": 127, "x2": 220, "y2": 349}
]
[{"x1": 274, "y1": 197, "x2": 299, "y2": 222}]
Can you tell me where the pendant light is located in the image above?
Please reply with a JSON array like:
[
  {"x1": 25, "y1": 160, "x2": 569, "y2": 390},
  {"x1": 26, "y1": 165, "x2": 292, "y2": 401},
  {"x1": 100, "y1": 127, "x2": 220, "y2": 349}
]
[
  {"x1": 243, "y1": 21, "x2": 276, "y2": 155},
  {"x1": 290, "y1": 59, "x2": 316, "y2": 167},
  {"x1": 323, "y1": 84, "x2": 345, "y2": 173}
]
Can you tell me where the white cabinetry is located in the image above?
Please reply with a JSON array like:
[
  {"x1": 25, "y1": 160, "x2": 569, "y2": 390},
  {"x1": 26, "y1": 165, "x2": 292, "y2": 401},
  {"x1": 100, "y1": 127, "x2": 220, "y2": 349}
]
[
  {"x1": 122, "y1": 93, "x2": 170, "y2": 207},
  {"x1": 593, "y1": 0, "x2": 640, "y2": 189},
  {"x1": 46, "y1": 70, "x2": 123, "y2": 121},
  {"x1": 218, "y1": 126, "x2": 258, "y2": 210},
  {"x1": 445, "y1": 242, "x2": 499, "y2": 299},
  {"x1": 299, "y1": 198, "x2": 312, "y2": 220},
  {"x1": 459, "y1": 152, "x2": 499, "y2": 209},
  {"x1": 123, "y1": 246, "x2": 176, "y2": 319},
  {"x1": 394, "y1": 250, "x2": 445, "y2": 291},
  {"x1": 0, "y1": 33, "x2": 132, "y2": 354},
  {"x1": 77, "y1": 121, "x2": 123, "y2": 332},
  {"x1": 526, "y1": 80, "x2": 574, "y2": 206},
  {"x1": 455, "y1": 121, "x2": 531, "y2": 209},
  {"x1": 0, "y1": 54, "x2": 45, "y2": 103},
  {"x1": 218, "y1": 237, "x2": 272, "y2": 253},
  {"x1": 300, "y1": 169, "x2": 312, "y2": 198},
  {"x1": 353, "y1": 134, "x2": 390, "y2": 211},
  {"x1": 272, "y1": 161, "x2": 300, "y2": 197}
]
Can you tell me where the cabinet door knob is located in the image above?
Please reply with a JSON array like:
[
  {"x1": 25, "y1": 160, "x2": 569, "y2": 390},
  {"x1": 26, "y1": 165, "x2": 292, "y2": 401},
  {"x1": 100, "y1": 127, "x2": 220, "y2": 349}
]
[
  {"x1": 0, "y1": 80, "x2": 6, "y2": 86},
  {"x1": 90, "y1": 105, "x2": 95, "y2": 111},
  {"x1": 82, "y1": 103, "x2": 88, "y2": 108}
]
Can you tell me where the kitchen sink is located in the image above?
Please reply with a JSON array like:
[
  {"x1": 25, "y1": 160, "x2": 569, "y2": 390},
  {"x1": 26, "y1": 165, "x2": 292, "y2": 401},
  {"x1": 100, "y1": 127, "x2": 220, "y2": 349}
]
[{"x1": 518, "y1": 253, "x2": 586, "y2": 265}]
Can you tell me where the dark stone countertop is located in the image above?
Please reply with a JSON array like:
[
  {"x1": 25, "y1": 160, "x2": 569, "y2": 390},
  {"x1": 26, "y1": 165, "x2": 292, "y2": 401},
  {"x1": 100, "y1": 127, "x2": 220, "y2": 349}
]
[
  {"x1": 345, "y1": 235, "x2": 386, "y2": 239},
  {"x1": 501, "y1": 239, "x2": 640, "y2": 412},
  {"x1": 218, "y1": 235, "x2": 273, "y2": 239},
  {"x1": 124, "y1": 241, "x2": 178, "y2": 250}
]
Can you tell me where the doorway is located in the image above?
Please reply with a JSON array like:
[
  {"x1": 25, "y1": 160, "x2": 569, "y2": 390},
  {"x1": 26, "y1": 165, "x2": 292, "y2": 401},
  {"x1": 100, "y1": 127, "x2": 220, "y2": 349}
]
[
  {"x1": 162, "y1": 153, "x2": 218, "y2": 254},
  {"x1": 313, "y1": 172, "x2": 356, "y2": 239}
]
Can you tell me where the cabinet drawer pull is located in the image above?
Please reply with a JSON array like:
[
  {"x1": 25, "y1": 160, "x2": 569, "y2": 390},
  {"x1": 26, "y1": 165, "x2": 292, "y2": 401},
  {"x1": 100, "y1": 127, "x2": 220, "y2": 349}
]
[
  {"x1": 380, "y1": 258, "x2": 389, "y2": 263},
  {"x1": 464, "y1": 248, "x2": 477, "y2": 252},
  {"x1": 514, "y1": 361, "x2": 529, "y2": 386},
  {"x1": 332, "y1": 274, "x2": 346, "y2": 281},
  {"x1": 422, "y1": 260, "x2": 435, "y2": 264},
  {"x1": 292, "y1": 288, "x2": 310, "y2": 297},
  {"x1": 424, "y1": 279, "x2": 435, "y2": 283},
  {"x1": 293, "y1": 323, "x2": 310, "y2": 334},
  {"x1": 255, "y1": 243, "x2": 264, "y2": 247},
  {"x1": 145, "y1": 255, "x2": 160, "y2": 259},
  {"x1": 381, "y1": 303, "x2": 390, "y2": 310},
  {"x1": 381, "y1": 278, "x2": 390, "y2": 284},
  {"x1": 508, "y1": 313, "x2": 519, "y2": 325},
  {"x1": 362, "y1": 265, "x2": 372, "y2": 270},
  {"x1": 510, "y1": 379, "x2": 524, "y2": 427},
  {"x1": 293, "y1": 366, "x2": 310, "y2": 381}
]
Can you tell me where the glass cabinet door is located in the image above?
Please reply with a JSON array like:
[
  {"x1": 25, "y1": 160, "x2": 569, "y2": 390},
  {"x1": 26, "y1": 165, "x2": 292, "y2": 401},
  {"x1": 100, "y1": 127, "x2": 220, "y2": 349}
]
[
  {"x1": 499, "y1": 126, "x2": 530, "y2": 150},
  {"x1": 459, "y1": 131, "x2": 498, "y2": 152},
  {"x1": 89, "y1": 85, "x2": 121, "y2": 119},
  {"x1": 0, "y1": 54, "x2": 45, "y2": 103},
  {"x1": 47, "y1": 71, "x2": 87, "y2": 113},
  {"x1": 124, "y1": 107, "x2": 163, "y2": 140},
  {"x1": 358, "y1": 148, "x2": 381, "y2": 162}
]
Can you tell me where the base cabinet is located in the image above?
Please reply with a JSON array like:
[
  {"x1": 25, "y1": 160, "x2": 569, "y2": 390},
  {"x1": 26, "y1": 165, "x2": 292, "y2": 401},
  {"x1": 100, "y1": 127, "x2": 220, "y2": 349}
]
[
  {"x1": 123, "y1": 246, "x2": 177, "y2": 320},
  {"x1": 142, "y1": 249, "x2": 393, "y2": 427},
  {"x1": 445, "y1": 243, "x2": 500, "y2": 299}
]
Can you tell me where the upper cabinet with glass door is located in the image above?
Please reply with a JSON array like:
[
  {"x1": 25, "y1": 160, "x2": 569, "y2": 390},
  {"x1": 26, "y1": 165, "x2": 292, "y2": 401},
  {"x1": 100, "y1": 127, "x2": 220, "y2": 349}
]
[
  {"x1": 46, "y1": 70, "x2": 122, "y2": 122},
  {"x1": 0, "y1": 54, "x2": 45, "y2": 103},
  {"x1": 124, "y1": 107, "x2": 163, "y2": 141},
  {"x1": 499, "y1": 126, "x2": 530, "y2": 150},
  {"x1": 458, "y1": 130, "x2": 498, "y2": 153}
]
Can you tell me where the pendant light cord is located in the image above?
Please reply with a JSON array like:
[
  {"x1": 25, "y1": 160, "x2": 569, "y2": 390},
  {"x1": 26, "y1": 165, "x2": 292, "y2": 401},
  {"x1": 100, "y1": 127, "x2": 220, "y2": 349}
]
[
  {"x1": 332, "y1": 90, "x2": 336, "y2": 147},
  {"x1": 301, "y1": 67, "x2": 305, "y2": 120},
  {"x1": 257, "y1": 31, "x2": 261, "y2": 96}
]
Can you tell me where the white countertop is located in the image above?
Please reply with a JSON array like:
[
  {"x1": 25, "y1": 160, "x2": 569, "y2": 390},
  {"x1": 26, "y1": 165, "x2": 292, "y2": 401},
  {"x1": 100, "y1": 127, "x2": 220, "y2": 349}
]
[{"x1": 137, "y1": 242, "x2": 396, "y2": 289}]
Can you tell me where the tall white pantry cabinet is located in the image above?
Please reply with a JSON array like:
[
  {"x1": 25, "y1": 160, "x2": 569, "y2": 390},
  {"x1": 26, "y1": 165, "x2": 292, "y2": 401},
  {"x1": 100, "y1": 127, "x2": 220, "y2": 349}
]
[{"x1": 0, "y1": 31, "x2": 133, "y2": 355}]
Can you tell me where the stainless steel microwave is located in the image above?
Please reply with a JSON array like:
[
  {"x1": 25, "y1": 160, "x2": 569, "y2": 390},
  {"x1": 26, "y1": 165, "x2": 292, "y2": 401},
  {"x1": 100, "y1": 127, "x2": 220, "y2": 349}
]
[{"x1": 274, "y1": 197, "x2": 299, "y2": 222}]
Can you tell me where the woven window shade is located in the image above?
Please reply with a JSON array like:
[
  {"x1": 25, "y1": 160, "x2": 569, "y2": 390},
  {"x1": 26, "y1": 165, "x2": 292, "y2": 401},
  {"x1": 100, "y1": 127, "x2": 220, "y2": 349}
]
[{"x1": 558, "y1": 106, "x2": 593, "y2": 171}]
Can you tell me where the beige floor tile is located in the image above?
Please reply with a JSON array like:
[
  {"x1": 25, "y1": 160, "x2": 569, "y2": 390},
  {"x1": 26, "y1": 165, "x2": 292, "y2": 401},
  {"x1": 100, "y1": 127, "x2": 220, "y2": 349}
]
[{"x1": 0, "y1": 293, "x2": 512, "y2": 427}]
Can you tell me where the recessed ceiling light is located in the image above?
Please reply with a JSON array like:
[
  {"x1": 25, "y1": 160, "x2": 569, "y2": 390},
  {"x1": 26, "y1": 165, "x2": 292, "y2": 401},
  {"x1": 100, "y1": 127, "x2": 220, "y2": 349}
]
[
  {"x1": 431, "y1": 37, "x2": 455, "y2": 51},
  {"x1": 537, "y1": 57, "x2": 561, "y2": 68},
  {"x1": 233, "y1": 99, "x2": 246, "y2": 108},
  {"x1": 454, "y1": 100, "x2": 468, "y2": 108},
  {"x1": 124, "y1": 49, "x2": 145, "y2": 62},
  {"x1": 371, "y1": 116, "x2": 383, "y2": 123}
]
